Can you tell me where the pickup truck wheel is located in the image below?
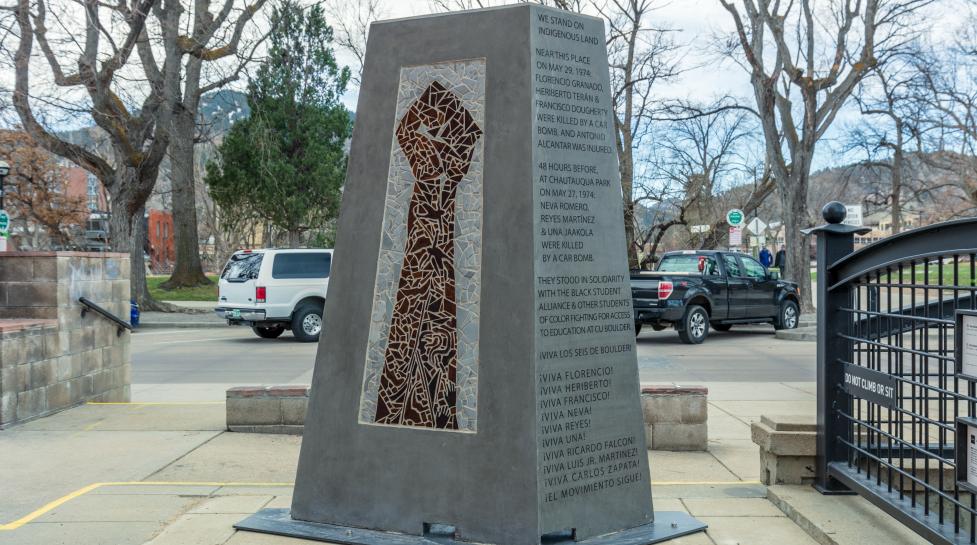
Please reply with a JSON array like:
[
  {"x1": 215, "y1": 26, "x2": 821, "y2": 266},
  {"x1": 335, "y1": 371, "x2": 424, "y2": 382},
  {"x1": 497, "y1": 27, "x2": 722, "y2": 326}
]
[
  {"x1": 634, "y1": 322, "x2": 643, "y2": 336},
  {"x1": 252, "y1": 325, "x2": 285, "y2": 339},
  {"x1": 678, "y1": 305, "x2": 709, "y2": 344},
  {"x1": 712, "y1": 323, "x2": 732, "y2": 332},
  {"x1": 774, "y1": 300, "x2": 800, "y2": 330},
  {"x1": 292, "y1": 304, "x2": 324, "y2": 342}
]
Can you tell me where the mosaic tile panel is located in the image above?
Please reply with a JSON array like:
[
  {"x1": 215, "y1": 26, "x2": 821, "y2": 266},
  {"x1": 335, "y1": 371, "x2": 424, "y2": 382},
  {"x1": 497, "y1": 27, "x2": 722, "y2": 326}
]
[{"x1": 359, "y1": 59, "x2": 486, "y2": 432}]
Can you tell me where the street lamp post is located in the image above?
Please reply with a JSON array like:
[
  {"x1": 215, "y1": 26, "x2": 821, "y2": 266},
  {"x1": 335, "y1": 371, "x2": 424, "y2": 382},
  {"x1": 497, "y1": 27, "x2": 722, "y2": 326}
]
[
  {"x1": 0, "y1": 160, "x2": 9, "y2": 210},
  {"x1": 0, "y1": 160, "x2": 10, "y2": 252}
]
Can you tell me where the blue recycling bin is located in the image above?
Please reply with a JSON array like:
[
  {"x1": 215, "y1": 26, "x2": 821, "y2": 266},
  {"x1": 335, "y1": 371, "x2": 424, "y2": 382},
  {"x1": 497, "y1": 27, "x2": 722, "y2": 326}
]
[{"x1": 130, "y1": 300, "x2": 140, "y2": 328}]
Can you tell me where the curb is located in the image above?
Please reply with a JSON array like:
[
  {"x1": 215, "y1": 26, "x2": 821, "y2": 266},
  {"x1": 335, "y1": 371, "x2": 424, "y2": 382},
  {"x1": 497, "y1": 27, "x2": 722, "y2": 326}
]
[
  {"x1": 767, "y1": 486, "x2": 838, "y2": 545},
  {"x1": 136, "y1": 321, "x2": 227, "y2": 330},
  {"x1": 766, "y1": 485, "x2": 929, "y2": 545},
  {"x1": 776, "y1": 326, "x2": 816, "y2": 342}
]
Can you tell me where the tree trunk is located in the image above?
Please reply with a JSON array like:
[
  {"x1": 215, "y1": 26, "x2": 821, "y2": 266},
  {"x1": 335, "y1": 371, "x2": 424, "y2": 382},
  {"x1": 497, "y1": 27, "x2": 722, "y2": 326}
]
[
  {"x1": 780, "y1": 171, "x2": 814, "y2": 312},
  {"x1": 891, "y1": 142, "x2": 903, "y2": 234},
  {"x1": 108, "y1": 173, "x2": 173, "y2": 312},
  {"x1": 287, "y1": 229, "x2": 302, "y2": 248},
  {"x1": 161, "y1": 109, "x2": 211, "y2": 289}
]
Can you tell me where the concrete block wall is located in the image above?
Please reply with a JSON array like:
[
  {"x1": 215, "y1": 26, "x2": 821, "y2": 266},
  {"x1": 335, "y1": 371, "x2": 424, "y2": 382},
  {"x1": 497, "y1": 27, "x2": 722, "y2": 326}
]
[
  {"x1": 226, "y1": 386, "x2": 308, "y2": 434},
  {"x1": 751, "y1": 414, "x2": 816, "y2": 485},
  {"x1": 0, "y1": 252, "x2": 131, "y2": 428},
  {"x1": 228, "y1": 384, "x2": 709, "y2": 453},
  {"x1": 640, "y1": 385, "x2": 708, "y2": 451}
]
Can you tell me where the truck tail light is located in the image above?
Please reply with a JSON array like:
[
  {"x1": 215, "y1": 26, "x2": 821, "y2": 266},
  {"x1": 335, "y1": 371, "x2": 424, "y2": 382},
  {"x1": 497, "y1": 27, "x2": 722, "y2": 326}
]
[
  {"x1": 255, "y1": 286, "x2": 266, "y2": 303},
  {"x1": 658, "y1": 281, "x2": 673, "y2": 300}
]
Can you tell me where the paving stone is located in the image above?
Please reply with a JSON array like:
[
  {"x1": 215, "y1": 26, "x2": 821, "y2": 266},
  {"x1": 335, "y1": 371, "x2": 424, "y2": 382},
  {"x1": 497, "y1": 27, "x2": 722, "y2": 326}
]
[
  {"x1": 651, "y1": 498, "x2": 687, "y2": 512},
  {"x1": 654, "y1": 483, "x2": 768, "y2": 500},
  {"x1": 649, "y1": 451, "x2": 739, "y2": 483},
  {"x1": 698, "y1": 515, "x2": 819, "y2": 545},
  {"x1": 264, "y1": 496, "x2": 293, "y2": 509},
  {"x1": 213, "y1": 486, "x2": 295, "y2": 497},
  {"x1": 226, "y1": 530, "x2": 314, "y2": 544},
  {"x1": 149, "y1": 433, "x2": 300, "y2": 483},
  {"x1": 707, "y1": 439, "x2": 761, "y2": 481},
  {"x1": 682, "y1": 497, "x2": 784, "y2": 517},
  {"x1": 706, "y1": 414, "x2": 751, "y2": 440},
  {"x1": 767, "y1": 485, "x2": 929, "y2": 545},
  {"x1": 144, "y1": 513, "x2": 242, "y2": 545},
  {"x1": 190, "y1": 495, "x2": 273, "y2": 514},
  {"x1": 655, "y1": 531, "x2": 714, "y2": 545},
  {"x1": 91, "y1": 484, "x2": 219, "y2": 496},
  {"x1": 35, "y1": 493, "x2": 201, "y2": 523},
  {"x1": 3, "y1": 521, "x2": 163, "y2": 545}
]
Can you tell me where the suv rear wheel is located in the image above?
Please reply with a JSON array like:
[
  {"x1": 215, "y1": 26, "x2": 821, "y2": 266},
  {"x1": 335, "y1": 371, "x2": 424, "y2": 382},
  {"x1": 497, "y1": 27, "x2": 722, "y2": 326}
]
[
  {"x1": 678, "y1": 305, "x2": 709, "y2": 344},
  {"x1": 252, "y1": 325, "x2": 285, "y2": 339},
  {"x1": 292, "y1": 303, "x2": 324, "y2": 342}
]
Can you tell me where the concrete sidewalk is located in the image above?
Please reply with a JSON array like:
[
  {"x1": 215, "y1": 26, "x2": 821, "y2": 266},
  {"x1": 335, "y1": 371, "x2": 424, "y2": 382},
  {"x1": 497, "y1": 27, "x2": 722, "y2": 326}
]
[
  {"x1": 0, "y1": 383, "x2": 924, "y2": 545},
  {"x1": 139, "y1": 310, "x2": 226, "y2": 329}
]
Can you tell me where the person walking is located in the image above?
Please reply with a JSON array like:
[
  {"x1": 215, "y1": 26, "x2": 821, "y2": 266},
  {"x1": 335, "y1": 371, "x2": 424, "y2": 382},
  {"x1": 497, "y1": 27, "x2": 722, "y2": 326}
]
[
  {"x1": 774, "y1": 245, "x2": 787, "y2": 274},
  {"x1": 759, "y1": 246, "x2": 773, "y2": 268}
]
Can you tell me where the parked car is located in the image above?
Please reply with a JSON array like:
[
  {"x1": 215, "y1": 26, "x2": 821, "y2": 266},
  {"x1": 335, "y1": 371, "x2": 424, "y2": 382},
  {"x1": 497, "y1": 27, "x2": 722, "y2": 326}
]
[
  {"x1": 214, "y1": 249, "x2": 331, "y2": 342},
  {"x1": 631, "y1": 250, "x2": 800, "y2": 344}
]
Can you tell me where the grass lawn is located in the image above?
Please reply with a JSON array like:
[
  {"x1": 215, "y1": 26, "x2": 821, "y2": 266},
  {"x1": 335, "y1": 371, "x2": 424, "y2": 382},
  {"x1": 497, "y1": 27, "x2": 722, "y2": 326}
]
[
  {"x1": 807, "y1": 262, "x2": 976, "y2": 285},
  {"x1": 147, "y1": 274, "x2": 219, "y2": 302}
]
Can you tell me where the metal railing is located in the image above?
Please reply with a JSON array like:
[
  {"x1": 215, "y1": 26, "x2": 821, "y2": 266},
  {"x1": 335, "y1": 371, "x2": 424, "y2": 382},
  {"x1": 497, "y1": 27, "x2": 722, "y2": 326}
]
[
  {"x1": 810, "y1": 202, "x2": 977, "y2": 544},
  {"x1": 79, "y1": 297, "x2": 133, "y2": 336}
]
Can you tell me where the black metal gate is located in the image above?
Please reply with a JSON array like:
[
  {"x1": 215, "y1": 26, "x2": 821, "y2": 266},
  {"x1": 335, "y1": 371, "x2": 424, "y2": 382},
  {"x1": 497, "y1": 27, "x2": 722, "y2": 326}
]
[{"x1": 811, "y1": 202, "x2": 977, "y2": 544}]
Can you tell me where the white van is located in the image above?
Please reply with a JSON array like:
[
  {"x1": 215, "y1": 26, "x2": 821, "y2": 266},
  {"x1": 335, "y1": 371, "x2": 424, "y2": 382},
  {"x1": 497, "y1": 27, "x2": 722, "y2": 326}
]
[{"x1": 214, "y1": 248, "x2": 331, "y2": 342}]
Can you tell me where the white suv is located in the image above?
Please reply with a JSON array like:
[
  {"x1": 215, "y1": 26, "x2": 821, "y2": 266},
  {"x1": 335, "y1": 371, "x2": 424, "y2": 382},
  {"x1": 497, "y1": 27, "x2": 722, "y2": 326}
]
[{"x1": 214, "y1": 249, "x2": 331, "y2": 342}]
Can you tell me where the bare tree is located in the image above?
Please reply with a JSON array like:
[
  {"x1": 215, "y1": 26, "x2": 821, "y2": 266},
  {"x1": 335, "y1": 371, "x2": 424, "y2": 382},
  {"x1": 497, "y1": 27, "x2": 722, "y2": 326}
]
[
  {"x1": 717, "y1": 0, "x2": 933, "y2": 310},
  {"x1": 635, "y1": 107, "x2": 764, "y2": 262},
  {"x1": 322, "y1": 0, "x2": 386, "y2": 85},
  {"x1": 598, "y1": 0, "x2": 682, "y2": 268},
  {"x1": 160, "y1": 0, "x2": 269, "y2": 290},
  {"x1": 429, "y1": 0, "x2": 584, "y2": 11},
  {"x1": 849, "y1": 53, "x2": 930, "y2": 234},
  {"x1": 12, "y1": 0, "x2": 181, "y2": 307},
  {"x1": 904, "y1": 10, "x2": 977, "y2": 216}
]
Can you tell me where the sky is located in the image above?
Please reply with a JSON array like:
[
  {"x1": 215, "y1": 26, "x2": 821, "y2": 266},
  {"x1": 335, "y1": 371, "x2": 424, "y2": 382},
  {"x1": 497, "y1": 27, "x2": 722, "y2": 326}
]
[
  {"x1": 330, "y1": 0, "x2": 959, "y2": 172},
  {"x1": 4, "y1": 0, "x2": 964, "y2": 174},
  {"x1": 336, "y1": 0, "x2": 752, "y2": 111}
]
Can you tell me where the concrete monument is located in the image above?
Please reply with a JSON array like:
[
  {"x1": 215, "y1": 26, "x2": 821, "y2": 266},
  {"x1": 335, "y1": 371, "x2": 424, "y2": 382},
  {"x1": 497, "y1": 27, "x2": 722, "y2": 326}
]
[{"x1": 236, "y1": 4, "x2": 706, "y2": 544}]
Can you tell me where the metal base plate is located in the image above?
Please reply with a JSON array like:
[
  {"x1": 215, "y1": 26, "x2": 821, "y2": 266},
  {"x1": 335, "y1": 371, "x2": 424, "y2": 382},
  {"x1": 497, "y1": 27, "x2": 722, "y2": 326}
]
[{"x1": 234, "y1": 509, "x2": 707, "y2": 545}]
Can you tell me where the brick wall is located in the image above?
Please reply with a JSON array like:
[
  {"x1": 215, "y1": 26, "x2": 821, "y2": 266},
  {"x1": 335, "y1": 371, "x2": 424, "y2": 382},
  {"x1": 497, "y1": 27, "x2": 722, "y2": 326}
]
[{"x1": 0, "y1": 252, "x2": 131, "y2": 428}]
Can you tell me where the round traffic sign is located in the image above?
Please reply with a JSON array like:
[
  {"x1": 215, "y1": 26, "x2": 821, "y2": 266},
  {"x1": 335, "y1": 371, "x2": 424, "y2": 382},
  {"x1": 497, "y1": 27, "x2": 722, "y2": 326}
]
[{"x1": 726, "y1": 209, "x2": 744, "y2": 227}]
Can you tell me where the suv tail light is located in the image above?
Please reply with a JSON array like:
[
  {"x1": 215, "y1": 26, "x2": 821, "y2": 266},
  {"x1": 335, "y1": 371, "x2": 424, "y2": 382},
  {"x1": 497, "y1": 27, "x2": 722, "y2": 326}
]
[
  {"x1": 255, "y1": 286, "x2": 266, "y2": 303},
  {"x1": 658, "y1": 281, "x2": 673, "y2": 300}
]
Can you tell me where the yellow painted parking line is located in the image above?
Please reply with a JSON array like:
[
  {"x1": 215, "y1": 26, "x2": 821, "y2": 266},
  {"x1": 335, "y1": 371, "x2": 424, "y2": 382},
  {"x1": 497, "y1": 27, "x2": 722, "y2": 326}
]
[
  {"x1": 0, "y1": 483, "x2": 102, "y2": 530},
  {"x1": 86, "y1": 401, "x2": 225, "y2": 405},
  {"x1": 0, "y1": 481, "x2": 295, "y2": 530}
]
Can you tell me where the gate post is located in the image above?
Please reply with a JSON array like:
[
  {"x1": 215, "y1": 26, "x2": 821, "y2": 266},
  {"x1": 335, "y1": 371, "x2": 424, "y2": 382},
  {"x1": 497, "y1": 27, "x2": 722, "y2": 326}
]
[{"x1": 804, "y1": 202, "x2": 870, "y2": 494}]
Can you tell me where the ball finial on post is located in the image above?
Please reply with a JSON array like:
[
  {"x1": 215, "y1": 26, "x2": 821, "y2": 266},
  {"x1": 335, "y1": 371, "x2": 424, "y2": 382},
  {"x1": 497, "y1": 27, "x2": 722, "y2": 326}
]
[{"x1": 822, "y1": 201, "x2": 847, "y2": 224}]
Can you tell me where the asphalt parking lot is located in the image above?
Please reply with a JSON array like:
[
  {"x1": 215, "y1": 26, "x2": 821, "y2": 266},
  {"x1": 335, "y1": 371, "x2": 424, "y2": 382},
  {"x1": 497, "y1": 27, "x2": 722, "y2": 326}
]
[{"x1": 131, "y1": 324, "x2": 814, "y2": 401}]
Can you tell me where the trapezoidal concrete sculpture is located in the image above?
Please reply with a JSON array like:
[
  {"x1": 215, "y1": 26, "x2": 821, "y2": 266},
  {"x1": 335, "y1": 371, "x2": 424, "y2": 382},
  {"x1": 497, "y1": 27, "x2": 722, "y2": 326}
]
[{"x1": 235, "y1": 4, "x2": 706, "y2": 544}]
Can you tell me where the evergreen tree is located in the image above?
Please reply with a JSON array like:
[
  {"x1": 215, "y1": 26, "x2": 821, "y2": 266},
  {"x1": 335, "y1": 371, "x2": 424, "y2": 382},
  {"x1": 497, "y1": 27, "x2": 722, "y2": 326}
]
[{"x1": 207, "y1": 1, "x2": 352, "y2": 247}]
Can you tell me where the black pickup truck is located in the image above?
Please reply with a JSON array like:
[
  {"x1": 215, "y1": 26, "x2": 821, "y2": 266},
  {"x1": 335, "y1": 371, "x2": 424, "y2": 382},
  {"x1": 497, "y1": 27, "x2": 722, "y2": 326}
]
[{"x1": 632, "y1": 250, "x2": 800, "y2": 344}]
